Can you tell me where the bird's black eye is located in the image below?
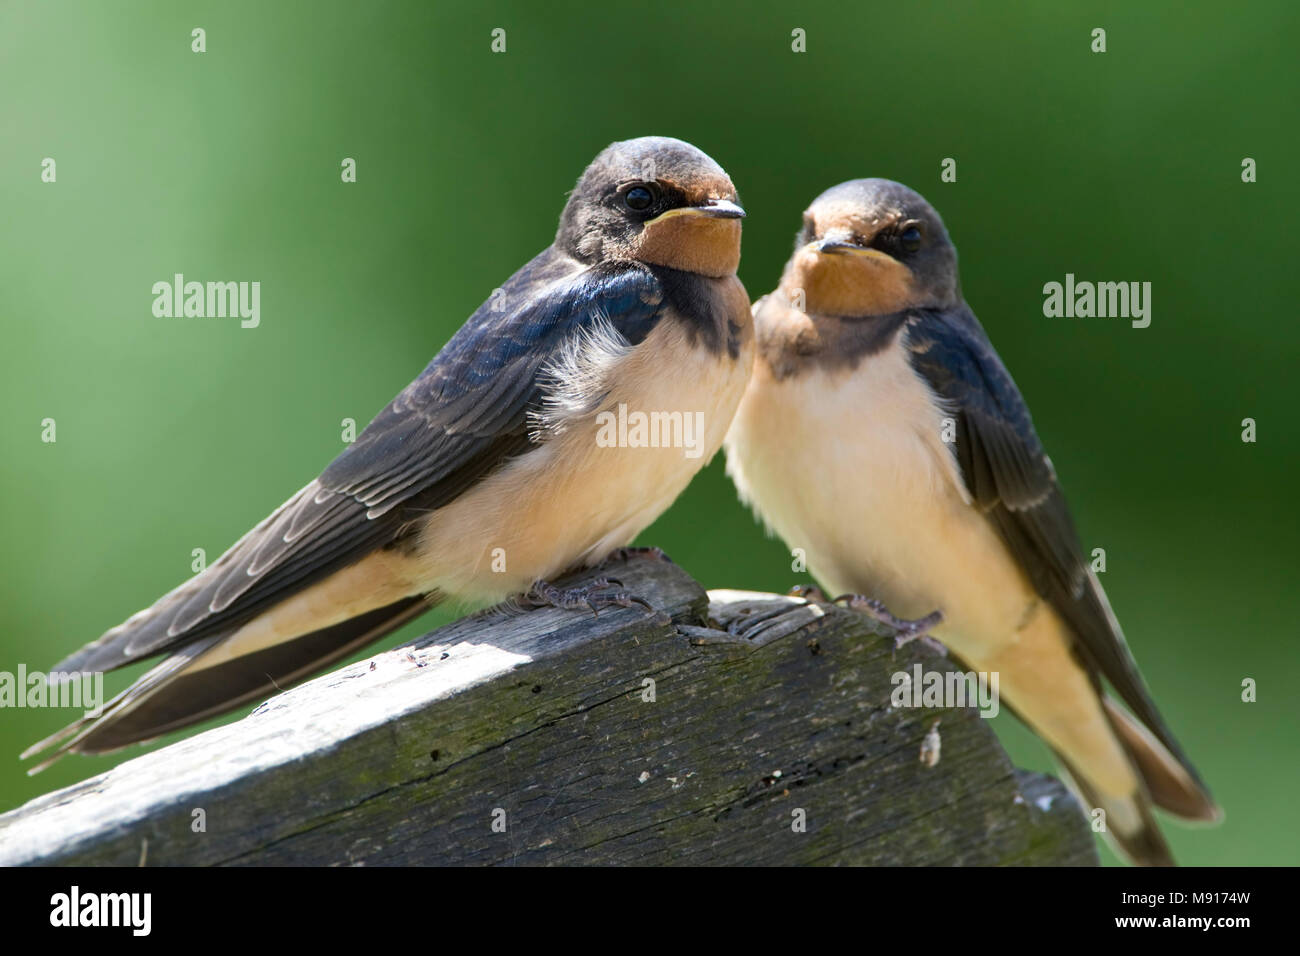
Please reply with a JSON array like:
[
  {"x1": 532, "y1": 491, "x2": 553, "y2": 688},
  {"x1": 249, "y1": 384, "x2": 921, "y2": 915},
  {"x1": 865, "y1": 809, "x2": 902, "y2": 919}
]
[
  {"x1": 899, "y1": 225, "x2": 923, "y2": 254},
  {"x1": 624, "y1": 186, "x2": 654, "y2": 211}
]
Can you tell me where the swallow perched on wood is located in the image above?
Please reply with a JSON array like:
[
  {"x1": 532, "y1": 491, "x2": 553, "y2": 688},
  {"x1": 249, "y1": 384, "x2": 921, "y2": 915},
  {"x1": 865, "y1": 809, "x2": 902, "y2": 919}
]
[
  {"x1": 723, "y1": 179, "x2": 1218, "y2": 865},
  {"x1": 26, "y1": 136, "x2": 752, "y2": 770}
]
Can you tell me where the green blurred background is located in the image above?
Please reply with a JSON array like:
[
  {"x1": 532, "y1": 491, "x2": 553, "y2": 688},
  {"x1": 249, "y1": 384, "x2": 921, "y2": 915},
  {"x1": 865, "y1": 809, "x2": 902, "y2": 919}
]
[{"x1": 1, "y1": 1, "x2": 1296, "y2": 865}]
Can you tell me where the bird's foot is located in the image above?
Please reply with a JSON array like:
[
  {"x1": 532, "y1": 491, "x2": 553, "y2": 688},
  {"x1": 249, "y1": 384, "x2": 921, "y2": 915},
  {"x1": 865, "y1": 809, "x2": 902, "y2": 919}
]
[
  {"x1": 520, "y1": 577, "x2": 653, "y2": 618},
  {"x1": 830, "y1": 593, "x2": 945, "y2": 652},
  {"x1": 598, "y1": 545, "x2": 675, "y2": 569}
]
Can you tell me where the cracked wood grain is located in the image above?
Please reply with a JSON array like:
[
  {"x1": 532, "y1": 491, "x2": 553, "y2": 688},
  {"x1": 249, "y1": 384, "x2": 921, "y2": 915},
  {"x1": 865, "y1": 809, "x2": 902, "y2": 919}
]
[{"x1": 0, "y1": 554, "x2": 1097, "y2": 866}]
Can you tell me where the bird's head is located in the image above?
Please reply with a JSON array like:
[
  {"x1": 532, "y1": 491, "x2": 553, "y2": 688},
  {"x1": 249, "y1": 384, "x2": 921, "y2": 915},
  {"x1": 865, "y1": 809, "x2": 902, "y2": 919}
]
[
  {"x1": 558, "y1": 136, "x2": 745, "y2": 278},
  {"x1": 783, "y1": 179, "x2": 960, "y2": 316}
]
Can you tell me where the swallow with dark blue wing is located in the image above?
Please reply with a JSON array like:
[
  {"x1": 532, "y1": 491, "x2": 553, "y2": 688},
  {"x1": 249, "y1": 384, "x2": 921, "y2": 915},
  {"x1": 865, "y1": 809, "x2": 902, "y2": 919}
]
[
  {"x1": 26, "y1": 136, "x2": 752, "y2": 770},
  {"x1": 723, "y1": 179, "x2": 1219, "y2": 865}
]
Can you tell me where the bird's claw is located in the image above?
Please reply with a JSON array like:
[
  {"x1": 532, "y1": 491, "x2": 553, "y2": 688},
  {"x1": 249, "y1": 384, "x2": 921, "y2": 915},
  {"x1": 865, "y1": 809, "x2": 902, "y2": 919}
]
[
  {"x1": 522, "y1": 577, "x2": 654, "y2": 618},
  {"x1": 831, "y1": 593, "x2": 944, "y2": 650}
]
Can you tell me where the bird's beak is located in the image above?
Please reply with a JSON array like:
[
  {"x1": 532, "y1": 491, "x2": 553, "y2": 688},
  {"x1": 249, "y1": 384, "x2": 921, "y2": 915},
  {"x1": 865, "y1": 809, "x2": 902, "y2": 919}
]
[
  {"x1": 695, "y1": 198, "x2": 746, "y2": 219},
  {"x1": 648, "y1": 199, "x2": 746, "y2": 223},
  {"x1": 815, "y1": 238, "x2": 890, "y2": 259}
]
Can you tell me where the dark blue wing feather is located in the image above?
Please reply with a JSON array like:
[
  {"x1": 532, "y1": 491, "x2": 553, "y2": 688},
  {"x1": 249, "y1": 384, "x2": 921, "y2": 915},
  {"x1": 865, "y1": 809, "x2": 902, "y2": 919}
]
[
  {"x1": 905, "y1": 305, "x2": 1194, "y2": 769},
  {"x1": 60, "y1": 251, "x2": 666, "y2": 672}
]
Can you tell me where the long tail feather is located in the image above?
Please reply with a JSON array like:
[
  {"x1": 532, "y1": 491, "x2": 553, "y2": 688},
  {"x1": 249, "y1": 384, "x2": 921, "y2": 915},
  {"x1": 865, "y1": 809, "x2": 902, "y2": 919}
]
[{"x1": 22, "y1": 593, "x2": 436, "y2": 772}]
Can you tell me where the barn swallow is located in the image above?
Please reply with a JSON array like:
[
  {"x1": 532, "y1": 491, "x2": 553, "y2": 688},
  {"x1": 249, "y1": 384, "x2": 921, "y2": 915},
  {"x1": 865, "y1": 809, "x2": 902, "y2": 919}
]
[
  {"x1": 25, "y1": 136, "x2": 752, "y2": 770},
  {"x1": 723, "y1": 179, "x2": 1219, "y2": 865}
]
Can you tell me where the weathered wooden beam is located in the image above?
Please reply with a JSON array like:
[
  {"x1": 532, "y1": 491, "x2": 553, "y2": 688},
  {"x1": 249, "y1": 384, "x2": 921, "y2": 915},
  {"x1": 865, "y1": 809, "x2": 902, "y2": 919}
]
[{"x1": 0, "y1": 554, "x2": 1097, "y2": 866}]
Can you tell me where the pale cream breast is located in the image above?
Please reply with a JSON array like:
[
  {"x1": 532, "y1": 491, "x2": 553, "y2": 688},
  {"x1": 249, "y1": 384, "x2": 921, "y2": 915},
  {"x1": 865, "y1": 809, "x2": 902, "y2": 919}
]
[
  {"x1": 726, "y1": 339, "x2": 1036, "y2": 646},
  {"x1": 726, "y1": 336, "x2": 1138, "y2": 798},
  {"x1": 418, "y1": 298, "x2": 754, "y2": 605},
  {"x1": 183, "y1": 286, "x2": 756, "y2": 670}
]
